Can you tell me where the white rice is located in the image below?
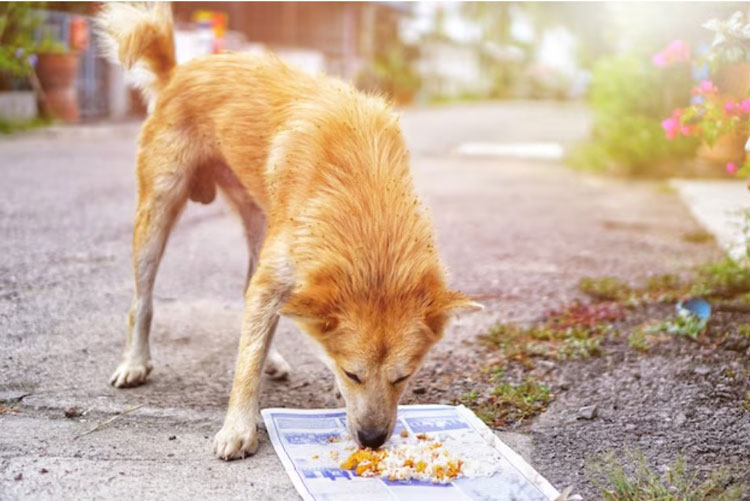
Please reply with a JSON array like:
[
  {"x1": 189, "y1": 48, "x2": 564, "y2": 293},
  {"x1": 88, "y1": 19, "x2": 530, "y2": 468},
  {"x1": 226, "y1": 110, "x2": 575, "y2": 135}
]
[{"x1": 340, "y1": 431, "x2": 503, "y2": 484}]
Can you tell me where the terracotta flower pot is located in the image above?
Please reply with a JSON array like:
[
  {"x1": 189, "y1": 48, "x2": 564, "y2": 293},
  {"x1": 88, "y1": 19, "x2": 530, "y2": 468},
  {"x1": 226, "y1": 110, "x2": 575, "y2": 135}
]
[
  {"x1": 697, "y1": 91, "x2": 747, "y2": 167},
  {"x1": 715, "y1": 62, "x2": 750, "y2": 98},
  {"x1": 698, "y1": 132, "x2": 746, "y2": 166},
  {"x1": 35, "y1": 53, "x2": 79, "y2": 123}
]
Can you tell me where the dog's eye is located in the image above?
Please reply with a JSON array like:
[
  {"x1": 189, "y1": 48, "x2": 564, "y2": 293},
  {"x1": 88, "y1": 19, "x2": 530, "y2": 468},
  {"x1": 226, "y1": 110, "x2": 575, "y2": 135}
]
[
  {"x1": 344, "y1": 371, "x2": 361, "y2": 384},
  {"x1": 392, "y1": 374, "x2": 410, "y2": 385}
]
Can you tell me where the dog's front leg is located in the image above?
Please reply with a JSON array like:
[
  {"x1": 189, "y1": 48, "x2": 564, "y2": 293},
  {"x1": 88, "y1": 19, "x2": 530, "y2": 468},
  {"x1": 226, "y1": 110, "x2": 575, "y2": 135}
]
[{"x1": 213, "y1": 271, "x2": 284, "y2": 460}]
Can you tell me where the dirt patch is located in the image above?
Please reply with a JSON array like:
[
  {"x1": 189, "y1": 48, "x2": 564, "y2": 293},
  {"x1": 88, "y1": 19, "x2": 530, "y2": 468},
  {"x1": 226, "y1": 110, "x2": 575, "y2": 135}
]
[{"x1": 402, "y1": 302, "x2": 750, "y2": 499}]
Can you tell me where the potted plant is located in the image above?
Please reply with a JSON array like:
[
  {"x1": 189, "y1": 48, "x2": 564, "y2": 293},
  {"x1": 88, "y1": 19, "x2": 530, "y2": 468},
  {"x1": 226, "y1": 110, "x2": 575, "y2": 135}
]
[
  {"x1": 699, "y1": 11, "x2": 750, "y2": 164},
  {"x1": 34, "y1": 30, "x2": 79, "y2": 122}
]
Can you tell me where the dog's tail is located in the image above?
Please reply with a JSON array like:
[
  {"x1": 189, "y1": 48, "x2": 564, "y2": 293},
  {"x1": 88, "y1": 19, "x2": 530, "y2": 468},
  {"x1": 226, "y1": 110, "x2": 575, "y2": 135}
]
[{"x1": 95, "y1": 2, "x2": 175, "y2": 111}]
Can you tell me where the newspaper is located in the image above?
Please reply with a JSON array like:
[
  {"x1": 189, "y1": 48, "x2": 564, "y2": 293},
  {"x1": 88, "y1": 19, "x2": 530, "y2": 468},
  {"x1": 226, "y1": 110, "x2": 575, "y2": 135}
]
[{"x1": 261, "y1": 404, "x2": 560, "y2": 501}]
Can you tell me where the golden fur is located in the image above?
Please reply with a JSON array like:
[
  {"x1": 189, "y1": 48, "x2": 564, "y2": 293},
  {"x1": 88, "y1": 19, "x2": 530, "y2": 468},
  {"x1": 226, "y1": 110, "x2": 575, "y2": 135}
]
[{"x1": 97, "y1": 3, "x2": 480, "y2": 460}]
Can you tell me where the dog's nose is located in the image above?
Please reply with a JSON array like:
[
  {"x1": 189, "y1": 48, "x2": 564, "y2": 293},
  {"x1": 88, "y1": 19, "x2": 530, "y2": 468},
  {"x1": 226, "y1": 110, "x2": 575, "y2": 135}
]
[{"x1": 357, "y1": 428, "x2": 388, "y2": 449}]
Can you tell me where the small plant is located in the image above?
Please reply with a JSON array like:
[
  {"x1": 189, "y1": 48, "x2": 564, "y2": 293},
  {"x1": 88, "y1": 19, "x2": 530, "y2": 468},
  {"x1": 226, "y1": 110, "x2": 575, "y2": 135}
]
[
  {"x1": 589, "y1": 451, "x2": 746, "y2": 501},
  {"x1": 35, "y1": 31, "x2": 68, "y2": 55},
  {"x1": 460, "y1": 373, "x2": 552, "y2": 428},
  {"x1": 646, "y1": 273, "x2": 682, "y2": 292},
  {"x1": 691, "y1": 258, "x2": 750, "y2": 298},
  {"x1": 481, "y1": 313, "x2": 614, "y2": 366},
  {"x1": 628, "y1": 330, "x2": 651, "y2": 352},
  {"x1": 741, "y1": 392, "x2": 750, "y2": 413},
  {"x1": 648, "y1": 311, "x2": 706, "y2": 340},
  {"x1": 578, "y1": 276, "x2": 632, "y2": 302},
  {"x1": 490, "y1": 377, "x2": 551, "y2": 421},
  {"x1": 737, "y1": 323, "x2": 750, "y2": 339},
  {"x1": 682, "y1": 231, "x2": 715, "y2": 244},
  {"x1": 460, "y1": 389, "x2": 479, "y2": 404},
  {"x1": 0, "y1": 2, "x2": 44, "y2": 77},
  {"x1": 558, "y1": 336, "x2": 602, "y2": 360}
]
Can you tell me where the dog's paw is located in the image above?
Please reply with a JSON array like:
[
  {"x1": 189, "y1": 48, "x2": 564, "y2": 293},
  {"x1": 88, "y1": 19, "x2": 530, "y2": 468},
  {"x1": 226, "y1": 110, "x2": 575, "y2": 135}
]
[
  {"x1": 109, "y1": 360, "x2": 152, "y2": 388},
  {"x1": 264, "y1": 350, "x2": 291, "y2": 381},
  {"x1": 213, "y1": 423, "x2": 258, "y2": 460}
]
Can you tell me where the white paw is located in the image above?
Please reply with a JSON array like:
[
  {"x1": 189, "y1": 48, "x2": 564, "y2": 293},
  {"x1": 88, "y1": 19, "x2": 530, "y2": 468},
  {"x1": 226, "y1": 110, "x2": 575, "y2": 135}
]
[
  {"x1": 264, "y1": 351, "x2": 291, "y2": 381},
  {"x1": 109, "y1": 360, "x2": 152, "y2": 388},
  {"x1": 213, "y1": 423, "x2": 258, "y2": 460}
]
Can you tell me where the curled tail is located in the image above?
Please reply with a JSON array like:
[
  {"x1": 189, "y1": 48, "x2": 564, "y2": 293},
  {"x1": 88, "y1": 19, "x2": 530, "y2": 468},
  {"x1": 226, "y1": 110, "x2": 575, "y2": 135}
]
[{"x1": 96, "y1": 2, "x2": 175, "y2": 110}]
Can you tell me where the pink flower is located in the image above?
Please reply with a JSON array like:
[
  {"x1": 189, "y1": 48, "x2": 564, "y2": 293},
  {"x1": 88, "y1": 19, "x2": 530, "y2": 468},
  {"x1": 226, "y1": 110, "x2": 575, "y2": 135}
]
[
  {"x1": 679, "y1": 124, "x2": 692, "y2": 136},
  {"x1": 652, "y1": 52, "x2": 668, "y2": 67},
  {"x1": 662, "y1": 116, "x2": 679, "y2": 140},
  {"x1": 725, "y1": 101, "x2": 737, "y2": 114},
  {"x1": 693, "y1": 80, "x2": 718, "y2": 95},
  {"x1": 666, "y1": 40, "x2": 691, "y2": 62},
  {"x1": 740, "y1": 99, "x2": 750, "y2": 113},
  {"x1": 726, "y1": 162, "x2": 738, "y2": 174},
  {"x1": 653, "y1": 40, "x2": 691, "y2": 67}
]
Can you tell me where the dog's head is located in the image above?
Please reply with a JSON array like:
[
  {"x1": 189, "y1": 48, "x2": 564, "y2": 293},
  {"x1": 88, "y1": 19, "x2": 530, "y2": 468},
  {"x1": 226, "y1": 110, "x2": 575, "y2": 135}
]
[{"x1": 281, "y1": 282, "x2": 481, "y2": 449}]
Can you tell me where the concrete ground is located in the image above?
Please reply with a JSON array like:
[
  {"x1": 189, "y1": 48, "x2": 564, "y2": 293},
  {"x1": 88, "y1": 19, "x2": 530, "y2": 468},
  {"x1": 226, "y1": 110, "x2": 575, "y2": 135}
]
[
  {"x1": 670, "y1": 179, "x2": 750, "y2": 258},
  {"x1": 0, "y1": 101, "x2": 725, "y2": 500}
]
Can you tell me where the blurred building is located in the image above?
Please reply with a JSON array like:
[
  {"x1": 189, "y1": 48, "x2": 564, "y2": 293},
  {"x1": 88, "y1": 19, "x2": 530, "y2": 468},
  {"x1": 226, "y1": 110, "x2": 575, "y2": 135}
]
[
  {"x1": 7, "y1": 2, "x2": 411, "y2": 121},
  {"x1": 418, "y1": 36, "x2": 523, "y2": 100},
  {"x1": 172, "y1": 2, "x2": 408, "y2": 80}
]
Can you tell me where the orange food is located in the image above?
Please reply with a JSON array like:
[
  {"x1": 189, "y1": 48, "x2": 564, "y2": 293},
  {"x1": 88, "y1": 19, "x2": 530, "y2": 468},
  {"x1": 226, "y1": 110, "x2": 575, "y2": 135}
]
[{"x1": 340, "y1": 448, "x2": 387, "y2": 476}]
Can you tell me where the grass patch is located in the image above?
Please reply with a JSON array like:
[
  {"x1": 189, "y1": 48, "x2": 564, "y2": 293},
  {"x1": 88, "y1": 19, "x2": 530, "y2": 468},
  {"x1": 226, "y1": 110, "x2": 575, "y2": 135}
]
[
  {"x1": 589, "y1": 451, "x2": 746, "y2": 501},
  {"x1": 578, "y1": 276, "x2": 632, "y2": 301},
  {"x1": 682, "y1": 230, "x2": 715, "y2": 244},
  {"x1": 646, "y1": 313, "x2": 706, "y2": 340},
  {"x1": 737, "y1": 324, "x2": 750, "y2": 339},
  {"x1": 579, "y1": 273, "x2": 689, "y2": 304},
  {"x1": 742, "y1": 392, "x2": 750, "y2": 413},
  {"x1": 628, "y1": 330, "x2": 651, "y2": 352},
  {"x1": 481, "y1": 301, "x2": 622, "y2": 366},
  {"x1": 0, "y1": 116, "x2": 51, "y2": 135},
  {"x1": 690, "y1": 258, "x2": 750, "y2": 298},
  {"x1": 462, "y1": 375, "x2": 551, "y2": 427}
]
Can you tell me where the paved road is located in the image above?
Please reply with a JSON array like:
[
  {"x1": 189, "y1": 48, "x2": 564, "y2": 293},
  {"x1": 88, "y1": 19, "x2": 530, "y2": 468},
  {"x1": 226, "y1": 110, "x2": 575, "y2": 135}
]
[{"x1": 0, "y1": 102, "x2": 717, "y2": 499}]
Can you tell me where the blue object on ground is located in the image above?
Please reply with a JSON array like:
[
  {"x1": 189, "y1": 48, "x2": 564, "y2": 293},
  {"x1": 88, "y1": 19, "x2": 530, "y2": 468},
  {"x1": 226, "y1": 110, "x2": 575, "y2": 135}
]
[{"x1": 676, "y1": 297, "x2": 711, "y2": 320}]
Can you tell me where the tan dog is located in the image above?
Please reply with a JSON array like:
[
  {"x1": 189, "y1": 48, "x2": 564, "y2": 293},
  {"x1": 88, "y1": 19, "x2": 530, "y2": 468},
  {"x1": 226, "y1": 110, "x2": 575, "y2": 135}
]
[{"x1": 97, "y1": 3, "x2": 480, "y2": 460}]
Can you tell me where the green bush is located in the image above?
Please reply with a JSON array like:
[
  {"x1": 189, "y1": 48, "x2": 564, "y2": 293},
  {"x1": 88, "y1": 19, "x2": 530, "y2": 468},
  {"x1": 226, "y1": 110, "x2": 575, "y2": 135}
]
[
  {"x1": 0, "y1": 3, "x2": 43, "y2": 79},
  {"x1": 569, "y1": 53, "x2": 698, "y2": 176}
]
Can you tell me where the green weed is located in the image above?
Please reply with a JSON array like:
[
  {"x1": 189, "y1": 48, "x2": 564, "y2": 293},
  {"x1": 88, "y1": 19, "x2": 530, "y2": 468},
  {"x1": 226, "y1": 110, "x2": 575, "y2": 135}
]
[
  {"x1": 589, "y1": 451, "x2": 746, "y2": 501},
  {"x1": 648, "y1": 313, "x2": 706, "y2": 340},
  {"x1": 578, "y1": 276, "x2": 632, "y2": 301},
  {"x1": 628, "y1": 330, "x2": 650, "y2": 352},
  {"x1": 682, "y1": 231, "x2": 715, "y2": 244},
  {"x1": 691, "y1": 258, "x2": 750, "y2": 298}
]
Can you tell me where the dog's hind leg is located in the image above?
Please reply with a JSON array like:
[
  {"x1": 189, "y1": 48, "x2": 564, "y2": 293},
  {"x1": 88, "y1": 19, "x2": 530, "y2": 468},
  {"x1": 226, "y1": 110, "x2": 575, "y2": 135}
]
[{"x1": 110, "y1": 136, "x2": 191, "y2": 388}]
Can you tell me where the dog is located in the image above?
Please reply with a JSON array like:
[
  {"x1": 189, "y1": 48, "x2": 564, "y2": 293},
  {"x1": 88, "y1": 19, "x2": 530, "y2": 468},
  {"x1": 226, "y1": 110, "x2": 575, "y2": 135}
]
[{"x1": 97, "y1": 3, "x2": 480, "y2": 460}]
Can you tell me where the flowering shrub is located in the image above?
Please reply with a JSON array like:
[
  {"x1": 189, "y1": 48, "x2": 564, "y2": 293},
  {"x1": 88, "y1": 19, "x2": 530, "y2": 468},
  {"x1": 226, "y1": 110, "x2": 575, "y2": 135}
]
[
  {"x1": 656, "y1": 12, "x2": 750, "y2": 178},
  {"x1": 0, "y1": 3, "x2": 43, "y2": 79},
  {"x1": 568, "y1": 52, "x2": 697, "y2": 176},
  {"x1": 652, "y1": 40, "x2": 691, "y2": 68}
]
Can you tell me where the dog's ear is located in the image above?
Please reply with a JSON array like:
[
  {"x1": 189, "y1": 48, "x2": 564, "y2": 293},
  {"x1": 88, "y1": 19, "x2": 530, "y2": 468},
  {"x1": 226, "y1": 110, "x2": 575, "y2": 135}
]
[
  {"x1": 280, "y1": 293, "x2": 339, "y2": 334},
  {"x1": 441, "y1": 290, "x2": 484, "y2": 316},
  {"x1": 425, "y1": 290, "x2": 483, "y2": 335}
]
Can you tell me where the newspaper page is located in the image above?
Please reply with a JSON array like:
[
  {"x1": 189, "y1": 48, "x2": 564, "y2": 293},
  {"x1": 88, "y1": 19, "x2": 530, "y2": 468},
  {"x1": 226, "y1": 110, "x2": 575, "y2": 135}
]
[{"x1": 261, "y1": 404, "x2": 560, "y2": 501}]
